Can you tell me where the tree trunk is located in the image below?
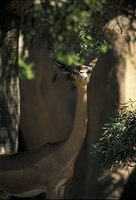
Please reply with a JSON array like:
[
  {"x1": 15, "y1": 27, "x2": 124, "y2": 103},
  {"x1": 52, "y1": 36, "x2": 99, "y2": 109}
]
[
  {"x1": 0, "y1": 10, "x2": 21, "y2": 154},
  {"x1": 0, "y1": 0, "x2": 34, "y2": 155},
  {"x1": 0, "y1": 0, "x2": 34, "y2": 15}
]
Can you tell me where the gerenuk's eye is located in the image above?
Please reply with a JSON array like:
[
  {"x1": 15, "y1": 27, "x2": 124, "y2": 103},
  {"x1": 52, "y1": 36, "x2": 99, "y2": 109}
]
[{"x1": 87, "y1": 70, "x2": 92, "y2": 74}]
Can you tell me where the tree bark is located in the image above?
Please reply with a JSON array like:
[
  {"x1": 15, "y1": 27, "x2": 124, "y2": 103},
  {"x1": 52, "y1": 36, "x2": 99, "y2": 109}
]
[
  {"x1": 0, "y1": 0, "x2": 34, "y2": 15},
  {"x1": 0, "y1": 11, "x2": 20, "y2": 154},
  {"x1": 0, "y1": 0, "x2": 34, "y2": 154}
]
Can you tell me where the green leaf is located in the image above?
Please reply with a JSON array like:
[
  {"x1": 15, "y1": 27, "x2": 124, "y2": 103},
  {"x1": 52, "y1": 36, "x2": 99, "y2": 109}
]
[{"x1": 19, "y1": 57, "x2": 36, "y2": 80}]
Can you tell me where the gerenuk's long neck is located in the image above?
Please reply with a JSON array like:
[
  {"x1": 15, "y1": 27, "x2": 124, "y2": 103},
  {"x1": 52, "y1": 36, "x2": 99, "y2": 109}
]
[{"x1": 63, "y1": 84, "x2": 88, "y2": 160}]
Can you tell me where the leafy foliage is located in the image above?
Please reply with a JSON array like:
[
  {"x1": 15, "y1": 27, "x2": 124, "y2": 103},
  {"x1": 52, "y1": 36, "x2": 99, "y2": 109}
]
[
  {"x1": 20, "y1": 0, "x2": 136, "y2": 77},
  {"x1": 21, "y1": 0, "x2": 112, "y2": 66},
  {"x1": 91, "y1": 100, "x2": 136, "y2": 171},
  {"x1": 19, "y1": 56, "x2": 36, "y2": 79},
  {"x1": 79, "y1": 22, "x2": 115, "y2": 55}
]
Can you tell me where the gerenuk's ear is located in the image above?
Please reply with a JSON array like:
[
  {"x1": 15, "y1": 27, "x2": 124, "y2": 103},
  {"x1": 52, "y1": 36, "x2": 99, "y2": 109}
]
[
  {"x1": 55, "y1": 60, "x2": 73, "y2": 74},
  {"x1": 88, "y1": 58, "x2": 98, "y2": 70}
]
